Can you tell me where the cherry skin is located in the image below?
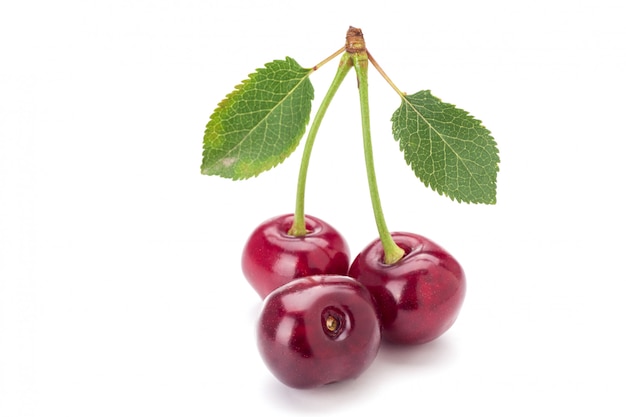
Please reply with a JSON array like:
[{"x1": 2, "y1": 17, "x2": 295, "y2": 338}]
[
  {"x1": 349, "y1": 232, "x2": 466, "y2": 345},
  {"x1": 242, "y1": 214, "x2": 350, "y2": 299},
  {"x1": 257, "y1": 275, "x2": 382, "y2": 389}
]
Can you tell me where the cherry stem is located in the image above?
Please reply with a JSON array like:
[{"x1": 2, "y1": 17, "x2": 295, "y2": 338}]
[
  {"x1": 289, "y1": 53, "x2": 353, "y2": 236},
  {"x1": 366, "y1": 51, "x2": 406, "y2": 98},
  {"x1": 352, "y1": 52, "x2": 405, "y2": 265},
  {"x1": 312, "y1": 46, "x2": 347, "y2": 71}
]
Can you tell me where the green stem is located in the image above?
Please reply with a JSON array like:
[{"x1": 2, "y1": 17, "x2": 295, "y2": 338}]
[
  {"x1": 352, "y1": 52, "x2": 405, "y2": 264},
  {"x1": 288, "y1": 53, "x2": 353, "y2": 236}
]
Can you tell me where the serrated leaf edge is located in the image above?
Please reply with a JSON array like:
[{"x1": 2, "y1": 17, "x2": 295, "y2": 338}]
[
  {"x1": 201, "y1": 57, "x2": 314, "y2": 179},
  {"x1": 393, "y1": 90, "x2": 499, "y2": 204}
]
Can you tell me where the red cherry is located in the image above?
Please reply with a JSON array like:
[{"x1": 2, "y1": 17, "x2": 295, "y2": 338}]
[
  {"x1": 349, "y1": 232, "x2": 465, "y2": 345},
  {"x1": 257, "y1": 275, "x2": 381, "y2": 388},
  {"x1": 242, "y1": 214, "x2": 350, "y2": 298}
]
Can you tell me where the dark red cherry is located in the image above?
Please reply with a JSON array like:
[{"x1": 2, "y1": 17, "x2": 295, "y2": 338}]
[
  {"x1": 349, "y1": 232, "x2": 465, "y2": 345},
  {"x1": 257, "y1": 275, "x2": 381, "y2": 389},
  {"x1": 242, "y1": 214, "x2": 350, "y2": 298}
]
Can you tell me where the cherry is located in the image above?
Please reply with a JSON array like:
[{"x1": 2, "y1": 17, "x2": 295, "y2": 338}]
[
  {"x1": 349, "y1": 232, "x2": 466, "y2": 345},
  {"x1": 257, "y1": 275, "x2": 381, "y2": 388},
  {"x1": 241, "y1": 214, "x2": 350, "y2": 298}
]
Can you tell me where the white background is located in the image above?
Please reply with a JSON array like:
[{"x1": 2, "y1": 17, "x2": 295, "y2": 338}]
[{"x1": 2, "y1": 0, "x2": 625, "y2": 415}]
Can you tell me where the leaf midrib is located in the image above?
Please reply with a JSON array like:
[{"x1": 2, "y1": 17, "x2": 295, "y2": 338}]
[
  {"x1": 401, "y1": 94, "x2": 491, "y2": 199},
  {"x1": 212, "y1": 67, "x2": 313, "y2": 167}
]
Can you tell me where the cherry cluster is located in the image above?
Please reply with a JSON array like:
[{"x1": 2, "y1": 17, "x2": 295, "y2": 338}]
[{"x1": 242, "y1": 213, "x2": 465, "y2": 389}]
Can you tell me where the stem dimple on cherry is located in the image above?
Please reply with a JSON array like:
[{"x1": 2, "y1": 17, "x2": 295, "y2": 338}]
[{"x1": 326, "y1": 315, "x2": 339, "y2": 332}]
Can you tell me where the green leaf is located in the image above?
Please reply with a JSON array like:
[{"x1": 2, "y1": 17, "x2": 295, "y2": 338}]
[
  {"x1": 202, "y1": 57, "x2": 314, "y2": 179},
  {"x1": 391, "y1": 90, "x2": 499, "y2": 204}
]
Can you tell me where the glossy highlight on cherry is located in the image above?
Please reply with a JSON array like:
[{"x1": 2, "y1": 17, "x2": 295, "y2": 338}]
[
  {"x1": 349, "y1": 232, "x2": 466, "y2": 345},
  {"x1": 241, "y1": 214, "x2": 350, "y2": 299}
]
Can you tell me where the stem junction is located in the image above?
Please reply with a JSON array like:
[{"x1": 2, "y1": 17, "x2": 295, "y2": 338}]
[{"x1": 290, "y1": 26, "x2": 407, "y2": 266}]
